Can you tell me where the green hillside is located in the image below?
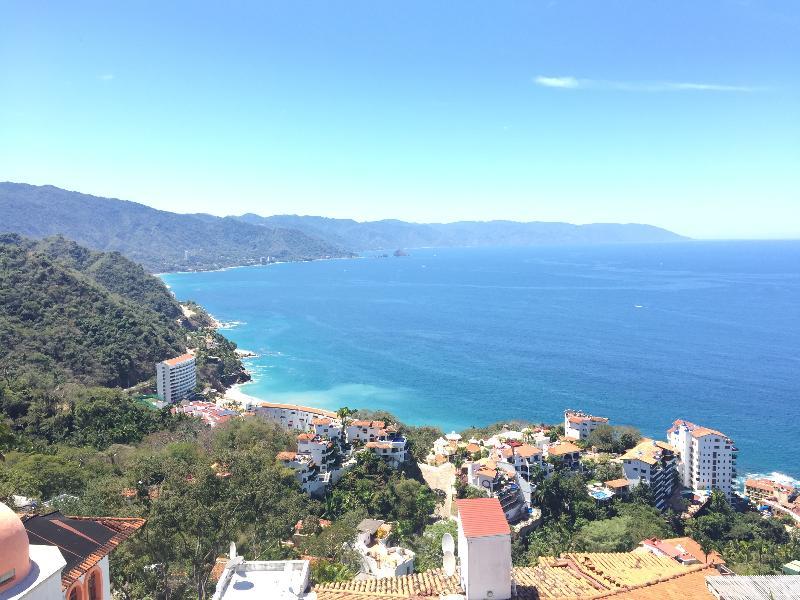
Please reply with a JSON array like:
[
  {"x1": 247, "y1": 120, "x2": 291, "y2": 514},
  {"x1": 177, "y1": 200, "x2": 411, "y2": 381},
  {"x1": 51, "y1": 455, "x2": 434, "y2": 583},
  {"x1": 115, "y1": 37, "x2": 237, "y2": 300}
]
[
  {"x1": 0, "y1": 233, "x2": 185, "y2": 388},
  {"x1": 0, "y1": 182, "x2": 353, "y2": 272}
]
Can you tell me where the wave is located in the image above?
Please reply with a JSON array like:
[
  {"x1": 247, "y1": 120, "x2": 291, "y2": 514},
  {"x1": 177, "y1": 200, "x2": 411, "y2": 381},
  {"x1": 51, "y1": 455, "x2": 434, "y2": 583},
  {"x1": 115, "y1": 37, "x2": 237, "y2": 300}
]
[{"x1": 736, "y1": 471, "x2": 800, "y2": 489}]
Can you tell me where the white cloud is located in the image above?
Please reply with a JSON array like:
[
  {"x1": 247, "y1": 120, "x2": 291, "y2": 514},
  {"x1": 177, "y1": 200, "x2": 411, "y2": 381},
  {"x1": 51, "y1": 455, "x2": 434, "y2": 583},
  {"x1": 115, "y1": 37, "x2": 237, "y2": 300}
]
[
  {"x1": 534, "y1": 75, "x2": 759, "y2": 93},
  {"x1": 99, "y1": 73, "x2": 114, "y2": 81},
  {"x1": 534, "y1": 76, "x2": 580, "y2": 88}
]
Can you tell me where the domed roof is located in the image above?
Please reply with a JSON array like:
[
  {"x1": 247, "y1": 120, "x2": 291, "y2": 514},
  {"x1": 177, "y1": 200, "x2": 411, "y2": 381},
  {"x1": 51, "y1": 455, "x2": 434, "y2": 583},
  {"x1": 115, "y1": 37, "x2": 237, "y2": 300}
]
[{"x1": 0, "y1": 502, "x2": 31, "y2": 591}]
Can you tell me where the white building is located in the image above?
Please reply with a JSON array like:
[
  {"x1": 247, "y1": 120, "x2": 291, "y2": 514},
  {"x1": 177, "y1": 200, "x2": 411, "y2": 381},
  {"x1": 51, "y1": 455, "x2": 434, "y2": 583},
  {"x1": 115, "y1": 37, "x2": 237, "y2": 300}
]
[
  {"x1": 544, "y1": 441, "x2": 582, "y2": 471},
  {"x1": 310, "y1": 417, "x2": 343, "y2": 443},
  {"x1": 346, "y1": 420, "x2": 389, "y2": 444},
  {"x1": 621, "y1": 438, "x2": 678, "y2": 510},
  {"x1": 156, "y1": 353, "x2": 196, "y2": 403},
  {"x1": 667, "y1": 420, "x2": 737, "y2": 499},
  {"x1": 353, "y1": 520, "x2": 415, "y2": 579},
  {"x1": 365, "y1": 439, "x2": 407, "y2": 467},
  {"x1": 212, "y1": 544, "x2": 314, "y2": 600},
  {"x1": 276, "y1": 452, "x2": 328, "y2": 497},
  {"x1": 564, "y1": 410, "x2": 608, "y2": 441},
  {"x1": 297, "y1": 433, "x2": 336, "y2": 472},
  {"x1": 456, "y1": 498, "x2": 512, "y2": 600},
  {"x1": 0, "y1": 503, "x2": 144, "y2": 600},
  {"x1": 250, "y1": 401, "x2": 338, "y2": 432}
]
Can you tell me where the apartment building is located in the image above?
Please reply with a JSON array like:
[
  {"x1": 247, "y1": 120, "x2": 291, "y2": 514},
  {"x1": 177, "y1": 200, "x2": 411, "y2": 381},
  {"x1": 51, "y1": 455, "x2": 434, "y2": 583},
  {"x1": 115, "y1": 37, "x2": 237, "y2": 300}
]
[
  {"x1": 276, "y1": 451, "x2": 327, "y2": 497},
  {"x1": 667, "y1": 420, "x2": 737, "y2": 499},
  {"x1": 545, "y1": 441, "x2": 582, "y2": 471},
  {"x1": 251, "y1": 401, "x2": 338, "y2": 431},
  {"x1": 621, "y1": 438, "x2": 678, "y2": 510},
  {"x1": 156, "y1": 353, "x2": 197, "y2": 403},
  {"x1": 564, "y1": 410, "x2": 608, "y2": 441},
  {"x1": 297, "y1": 433, "x2": 337, "y2": 472}
]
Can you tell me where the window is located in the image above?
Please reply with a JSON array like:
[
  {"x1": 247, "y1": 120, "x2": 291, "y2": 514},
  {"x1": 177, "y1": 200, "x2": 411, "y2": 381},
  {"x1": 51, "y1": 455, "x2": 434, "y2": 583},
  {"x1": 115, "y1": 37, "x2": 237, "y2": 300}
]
[
  {"x1": 68, "y1": 584, "x2": 84, "y2": 600},
  {"x1": 88, "y1": 570, "x2": 102, "y2": 600},
  {"x1": 0, "y1": 569, "x2": 15, "y2": 585}
]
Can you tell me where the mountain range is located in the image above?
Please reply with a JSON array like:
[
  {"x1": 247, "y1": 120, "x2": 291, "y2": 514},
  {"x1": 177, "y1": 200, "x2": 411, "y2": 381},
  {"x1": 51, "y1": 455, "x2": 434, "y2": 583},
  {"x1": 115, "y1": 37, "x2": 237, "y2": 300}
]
[
  {"x1": 0, "y1": 182, "x2": 687, "y2": 272},
  {"x1": 0, "y1": 183, "x2": 350, "y2": 272},
  {"x1": 236, "y1": 214, "x2": 688, "y2": 252}
]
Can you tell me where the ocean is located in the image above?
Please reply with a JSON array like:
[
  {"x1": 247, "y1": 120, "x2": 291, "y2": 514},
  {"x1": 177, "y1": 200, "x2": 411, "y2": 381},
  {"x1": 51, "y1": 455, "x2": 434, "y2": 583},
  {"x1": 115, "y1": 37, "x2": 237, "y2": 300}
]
[{"x1": 161, "y1": 241, "x2": 800, "y2": 482}]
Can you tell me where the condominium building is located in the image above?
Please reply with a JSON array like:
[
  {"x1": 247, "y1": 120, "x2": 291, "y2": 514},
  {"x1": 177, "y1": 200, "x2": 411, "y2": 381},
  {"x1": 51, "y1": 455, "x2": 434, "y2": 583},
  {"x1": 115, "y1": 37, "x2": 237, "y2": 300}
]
[
  {"x1": 667, "y1": 420, "x2": 737, "y2": 499},
  {"x1": 564, "y1": 410, "x2": 608, "y2": 441},
  {"x1": 297, "y1": 433, "x2": 337, "y2": 472},
  {"x1": 744, "y1": 478, "x2": 796, "y2": 506},
  {"x1": 250, "y1": 401, "x2": 338, "y2": 431},
  {"x1": 311, "y1": 417, "x2": 344, "y2": 443},
  {"x1": 276, "y1": 451, "x2": 328, "y2": 497},
  {"x1": 156, "y1": 353, "x2": 196, "y2": 403},
  {"x1": 545, "y1": 441, "x2": 582, "y2": 471},
  {"x1": 621, "y1": 438, "x2": 678, "y2": 510},
  {"x1": 346, "y1": 420, "x2": 390, "y2": 444}
]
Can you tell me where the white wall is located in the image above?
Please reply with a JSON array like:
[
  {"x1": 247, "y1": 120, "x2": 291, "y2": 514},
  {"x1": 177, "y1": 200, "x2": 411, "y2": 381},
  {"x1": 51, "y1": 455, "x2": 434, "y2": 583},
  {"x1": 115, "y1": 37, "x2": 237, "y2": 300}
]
[{"x1": 457, "y1": 520, "x2": 512, "y2": 600}]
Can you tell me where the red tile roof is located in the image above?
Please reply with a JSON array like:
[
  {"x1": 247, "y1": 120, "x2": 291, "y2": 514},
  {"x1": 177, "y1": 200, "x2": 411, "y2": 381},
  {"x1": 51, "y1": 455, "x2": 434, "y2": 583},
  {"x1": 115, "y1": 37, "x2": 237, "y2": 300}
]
[
  {"x1": 516, "y1": 444, "x2": 542, "y2": 458},
  {"x1": 456, "y1": 498, "x2": 510, "y2": 538},
  {"x1": 163, "y1": 352, "x2": 194, "y2": 366},
  {"x1": 24, "y1": 513, "x2": 146, "y2": 591},
  {"x1": 547, "y1": 441, "x2": 581, "y2": 456},
  {"x1": 351, "y1": 420, "x2": 386, "y2": 428},
  {"x1": 604, "y1": 479, "x2": 631, "y2": 489}
]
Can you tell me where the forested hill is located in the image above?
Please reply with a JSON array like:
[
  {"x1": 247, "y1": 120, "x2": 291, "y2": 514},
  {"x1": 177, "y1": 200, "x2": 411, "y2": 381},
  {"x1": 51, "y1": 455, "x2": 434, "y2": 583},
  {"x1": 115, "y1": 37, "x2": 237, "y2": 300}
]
[
  {"x1": 237, "y1": 214, "x2": 688, "y2": 252},
  {"x1": 0, "y1": 182, "x2": 352, "y2": 272},
  {"x1": 0, "y1": 233, "x2": 185, "y2": 388}
]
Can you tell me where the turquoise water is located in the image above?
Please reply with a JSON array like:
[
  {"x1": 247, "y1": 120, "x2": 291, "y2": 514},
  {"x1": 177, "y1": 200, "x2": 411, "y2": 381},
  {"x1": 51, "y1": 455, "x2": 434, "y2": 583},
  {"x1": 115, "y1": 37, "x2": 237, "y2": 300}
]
[{"x1": 161, "y1": 242, "x2": 800, "y2": 480}]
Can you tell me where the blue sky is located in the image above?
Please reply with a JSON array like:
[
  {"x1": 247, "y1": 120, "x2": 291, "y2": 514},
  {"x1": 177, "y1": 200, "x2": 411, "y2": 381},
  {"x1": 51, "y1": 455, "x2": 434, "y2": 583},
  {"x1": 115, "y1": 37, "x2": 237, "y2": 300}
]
[{"x1": 1, "y1": 1, "x2": 798, "y2": 238}]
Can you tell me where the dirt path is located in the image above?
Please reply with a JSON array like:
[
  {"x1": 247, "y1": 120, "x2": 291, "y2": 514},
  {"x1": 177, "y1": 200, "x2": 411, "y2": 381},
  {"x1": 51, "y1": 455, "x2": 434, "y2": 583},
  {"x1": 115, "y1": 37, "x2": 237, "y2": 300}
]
[{"x1": 419, "y1": 462, "x2": 457, "y2": 518}]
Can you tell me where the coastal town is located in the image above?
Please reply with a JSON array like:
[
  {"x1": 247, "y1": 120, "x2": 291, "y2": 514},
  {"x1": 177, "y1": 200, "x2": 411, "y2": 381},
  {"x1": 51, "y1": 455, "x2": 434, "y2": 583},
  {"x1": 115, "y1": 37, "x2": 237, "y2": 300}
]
[
  {"x1": 7, "y1": 351, "x2": 789, "y2": 599},
  {"x1": 1, "y1": 250, "x2": 799, "y2": 600}
]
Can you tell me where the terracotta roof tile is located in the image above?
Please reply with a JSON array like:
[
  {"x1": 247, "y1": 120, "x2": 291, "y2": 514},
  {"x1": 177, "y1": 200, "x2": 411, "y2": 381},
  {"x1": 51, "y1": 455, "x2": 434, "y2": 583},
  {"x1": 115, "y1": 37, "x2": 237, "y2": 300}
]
[
  {"x1": 621, "y1": 438, "x2": 675, "y2": 465},
  {"x1": 456, "y1": 498, "x2": 510, "y2": 538},
  {"x1": 257, "y1": 401, "x2": 337, "y2": 418},
  {"x1": 56, "y1": 516, "x2": 145, "y2": 590},
  {"x1": 516, "y1": 444, "x2": 542, "y2": 458},
  {"x1": 547, "y1": 442, "x2": 582, "y2": 456},
  {"x1": 163, "y1": 352, "x2": 194, "y2": 366},
  {"x1": 313, "y1": 555, "x2": 716, "y2": 599},
  {"x1": 605, "y1": 479, "x2": 632, "y2": 489}
]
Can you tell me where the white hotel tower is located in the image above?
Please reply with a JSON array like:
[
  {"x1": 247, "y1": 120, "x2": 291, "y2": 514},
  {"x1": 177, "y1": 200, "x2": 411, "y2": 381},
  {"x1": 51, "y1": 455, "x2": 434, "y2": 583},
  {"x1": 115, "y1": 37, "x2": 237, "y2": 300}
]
[
  {"x1": 667, "y1": 419, "x2": 737, "y2": 499},
  {"x1": 156, "y1": 353, "x2": 197, "y2": 403}
]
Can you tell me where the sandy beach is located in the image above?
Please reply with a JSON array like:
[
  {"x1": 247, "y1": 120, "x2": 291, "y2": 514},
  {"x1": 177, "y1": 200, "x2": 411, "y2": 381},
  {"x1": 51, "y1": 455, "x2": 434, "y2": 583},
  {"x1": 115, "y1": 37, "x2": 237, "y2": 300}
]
[{"x1": 223, "y1": 382, "x2": 262, "y2": 407}]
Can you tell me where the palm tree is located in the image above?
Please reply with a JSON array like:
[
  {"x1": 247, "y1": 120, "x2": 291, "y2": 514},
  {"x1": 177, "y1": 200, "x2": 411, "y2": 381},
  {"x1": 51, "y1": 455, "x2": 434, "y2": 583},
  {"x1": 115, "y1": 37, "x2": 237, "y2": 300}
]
[{"x1": 337, "y1": 406, "x2": 355, "y2": 425}]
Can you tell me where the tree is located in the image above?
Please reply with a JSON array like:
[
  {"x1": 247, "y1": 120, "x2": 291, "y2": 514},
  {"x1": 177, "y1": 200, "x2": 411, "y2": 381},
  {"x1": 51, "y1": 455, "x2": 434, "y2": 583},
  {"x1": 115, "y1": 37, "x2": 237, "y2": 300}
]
[{"x1": 410, "y1": 520, "x2": 458, "y2": 572}]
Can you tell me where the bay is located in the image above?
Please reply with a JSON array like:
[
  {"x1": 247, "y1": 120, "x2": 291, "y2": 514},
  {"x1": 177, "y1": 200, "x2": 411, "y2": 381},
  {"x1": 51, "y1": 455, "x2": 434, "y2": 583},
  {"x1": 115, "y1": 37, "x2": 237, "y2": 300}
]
[{"x1": 161, "y1": 241, "x2": 800, "y2": 481}]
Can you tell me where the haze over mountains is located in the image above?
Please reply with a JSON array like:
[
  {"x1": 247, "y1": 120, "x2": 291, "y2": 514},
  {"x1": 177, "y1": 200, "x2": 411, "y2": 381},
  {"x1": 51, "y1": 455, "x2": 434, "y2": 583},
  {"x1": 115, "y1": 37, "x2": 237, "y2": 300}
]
[
  {"x1": 237, "y1": 214, "x2": 687, "y2": 253},
  {"x1": 0, "y1": 183, "x2": 687, "y2": 272},
  {"x1": 0, "y1": 183, "x2": 350, "y2": 272}
]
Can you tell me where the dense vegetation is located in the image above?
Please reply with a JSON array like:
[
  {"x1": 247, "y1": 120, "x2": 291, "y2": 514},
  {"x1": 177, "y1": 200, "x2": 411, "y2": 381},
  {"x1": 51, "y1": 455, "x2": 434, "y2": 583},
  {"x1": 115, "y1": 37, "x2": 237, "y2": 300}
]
[
  {"x1": 0, "y1": 183, "x2": 352, "y2": 272},
  {"x1": 0, "y1": 233, "x2": 185, "y2": 387},
  {"x1": 1, "y1": 231, "x2": 796, "y2": 600}
]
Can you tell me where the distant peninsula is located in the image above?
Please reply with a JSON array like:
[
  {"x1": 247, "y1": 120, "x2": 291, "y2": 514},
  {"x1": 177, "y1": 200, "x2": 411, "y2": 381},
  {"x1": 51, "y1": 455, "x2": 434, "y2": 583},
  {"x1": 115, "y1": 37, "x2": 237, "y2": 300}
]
[{"x1": 0, "y1": 182, "x2": 687, "y2": 273}]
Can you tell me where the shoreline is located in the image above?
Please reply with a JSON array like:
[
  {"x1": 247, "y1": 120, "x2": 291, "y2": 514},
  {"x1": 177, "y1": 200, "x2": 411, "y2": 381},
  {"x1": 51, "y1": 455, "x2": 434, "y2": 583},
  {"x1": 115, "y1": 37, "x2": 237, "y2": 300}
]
[
  {"x1": 157, "y1": 254, "x2": 362, "y2": 278},
  {"x1": 223, "y1": 382, "x2": 263, "y2": 407}
]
